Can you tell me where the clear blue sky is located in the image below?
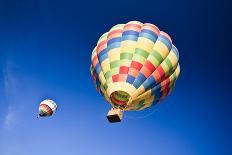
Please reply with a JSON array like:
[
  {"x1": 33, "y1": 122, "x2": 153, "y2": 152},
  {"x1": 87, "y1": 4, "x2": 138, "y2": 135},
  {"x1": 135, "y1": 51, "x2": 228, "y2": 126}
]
[{"x1": 0, "y1": 0, "x2": 231, "y2": 155}]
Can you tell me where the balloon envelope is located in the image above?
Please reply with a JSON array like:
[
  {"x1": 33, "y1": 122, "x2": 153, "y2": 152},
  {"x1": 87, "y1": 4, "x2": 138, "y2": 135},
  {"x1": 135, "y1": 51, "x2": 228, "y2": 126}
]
[
  {"x1": 38, "y1": 99, "x2": 57, "y2": 117},
  {"x1": 90, "y1": 21, "x2": 180, "y2": 111}
]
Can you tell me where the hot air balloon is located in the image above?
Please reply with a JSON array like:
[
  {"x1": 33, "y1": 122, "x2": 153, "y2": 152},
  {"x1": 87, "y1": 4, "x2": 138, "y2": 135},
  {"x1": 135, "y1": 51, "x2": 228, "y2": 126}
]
[
  {"x1": 38, "y1": 99, "x2": 57, "y2": 118},
  {"x1": 90, "y1": 21, "x2": 180, "y2": 123}
]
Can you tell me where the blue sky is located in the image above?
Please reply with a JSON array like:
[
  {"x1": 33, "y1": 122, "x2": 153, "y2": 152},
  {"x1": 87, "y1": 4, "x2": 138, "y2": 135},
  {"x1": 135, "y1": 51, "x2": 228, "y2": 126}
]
[{"x1": 0, "y1": 0, "x2": 231, "y2": 154}]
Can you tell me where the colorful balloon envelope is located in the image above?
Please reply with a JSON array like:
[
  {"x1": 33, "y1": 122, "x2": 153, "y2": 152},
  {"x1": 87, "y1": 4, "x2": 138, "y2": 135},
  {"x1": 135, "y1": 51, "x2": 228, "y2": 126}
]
[
  {"x1": 90, "y1": 21, "x2": 180, "y2": 122},
  {"x1": 38, "y1": 99, "x2": 57, "y2": 118}
]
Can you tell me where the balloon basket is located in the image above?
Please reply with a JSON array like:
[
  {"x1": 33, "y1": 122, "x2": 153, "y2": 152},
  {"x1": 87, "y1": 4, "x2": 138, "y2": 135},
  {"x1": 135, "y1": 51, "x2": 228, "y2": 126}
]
[{"x1": 107, "y1": 108, "x2": 123, "y2": 123}]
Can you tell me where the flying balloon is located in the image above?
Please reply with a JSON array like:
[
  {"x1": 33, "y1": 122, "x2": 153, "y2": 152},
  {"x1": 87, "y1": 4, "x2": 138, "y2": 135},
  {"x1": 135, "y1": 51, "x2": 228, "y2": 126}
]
[
  {"x1": 90, "y1": 21, "x2": 180, "y2": 123},
  {"x1": 38, "y1": 99, "x2": 57, "y2": 118}
]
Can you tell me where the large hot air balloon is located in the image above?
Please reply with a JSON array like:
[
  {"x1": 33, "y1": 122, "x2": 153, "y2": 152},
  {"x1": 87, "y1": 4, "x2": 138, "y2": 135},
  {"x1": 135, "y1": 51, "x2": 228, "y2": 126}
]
[
  {"x1": 90, "y1": 21, "x2": 180, "y2": 123},
  {"x1": 38, "y1": 99, "x2": 57, "y2": 118}
]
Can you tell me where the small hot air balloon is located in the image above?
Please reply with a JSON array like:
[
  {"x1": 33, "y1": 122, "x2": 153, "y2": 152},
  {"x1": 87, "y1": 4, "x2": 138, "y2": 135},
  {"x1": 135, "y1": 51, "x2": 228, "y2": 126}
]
[
  {"x1": 38, "y1": 99, "x2": 57, "y2": 118},
  {"x1": 90, "y1": 21, "x2": 180, "y2": 123}
]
